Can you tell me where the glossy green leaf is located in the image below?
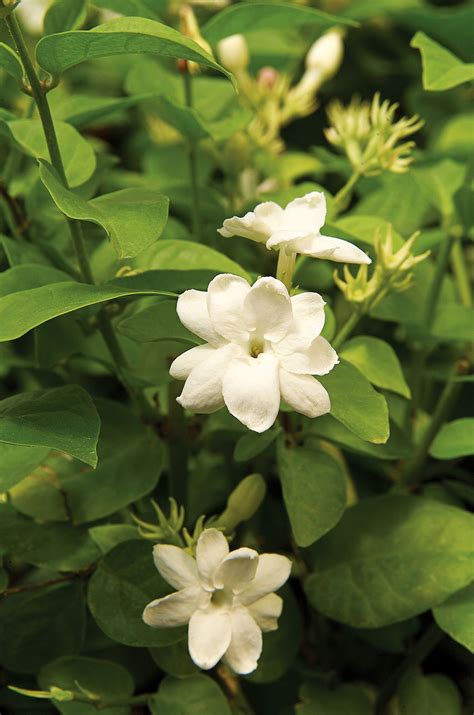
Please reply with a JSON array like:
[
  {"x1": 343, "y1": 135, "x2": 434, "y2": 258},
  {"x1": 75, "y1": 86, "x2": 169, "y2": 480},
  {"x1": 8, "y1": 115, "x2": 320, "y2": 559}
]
[
  {"x1": 39, "y1": 161, "x2": 169, "y2": 258},
  {"x1": 234, "y1": 428, "x2": 280, "y2": 462},
  {"x1": 150, "y1": 675, "x2": 231, "y2": 715},
  {"x1": 0, "y1": 385, "x2": 100, "y2": 467},
  {"x1": 319, "y1": 361, "x2": 390, "y2": 444},
  {"x1": 0, "y1": 42, "x2": 24, "y2": 82},
  {"x1": 1, "y1": 118, "x2": 96, "y2": 187},
  {"x1": 202, "y1": 2, "x2": 356, "y2": 44},
  {"x1": 297, "y1": 681, "x2": 373, "y2": 715},
  {"x1": 411, "y1": 32, "x2": 474, "y2": 91},
  {"x1": 395, "y1": 671, "x2": 462, "y2": 715},
  {"x1": 0, "y1": 443, "x2": 50, "y2": 491},
  {"x1": 340, "y1": 336, "x2": 411, "y2": 398},
  {"x1": 150, "y1": 640, "x2": 197, "y2": 678},
  {"x1": 36, "y1": 17, "x2": 234, "y2": 84},
  {"x1": 306, "y1": 495, "x2": 474, "y2": 627},
  {"x1": 432, "y1": 303, "x2": 473, "y2": 342},
  {"x1": 277, "y1": 441, "x2": 347, "y2": 547},
  {"x1": 117, "y1": 300, "x2": 197, "y2": 344},
  {"x1": 0, "y1": 581, "x2": 85, "y2": 674},
  {"x1": 151, "y1": 95, "x2": 251, "y2": 142},
  {"x1": 0, "y1": 271, "x2": 176, "y2": 342},
  {"x1": 89, "y1": 524, "x2": 140, "y2": 555},
  {"x1": 433, "y1": 582, "x2": 474, "y2": 653},
  {"x1": 0, "y1": 503, "x2": 100, "y2": 570},
  {"x1": 88, "y1": 539, "x2": 186, "y2": 647},
  {"x1": 94, "y1": 0, "x2": 164, "y2": 19},
  {"x1": 44, "y1": 0, "x2": 87, "y2": 35},
  {"x1": 39, "y1": 656, "x2": 134, "y2": 714},
  {"x1": 430, "y1": 418, "x2": 474, "y2": 459}
]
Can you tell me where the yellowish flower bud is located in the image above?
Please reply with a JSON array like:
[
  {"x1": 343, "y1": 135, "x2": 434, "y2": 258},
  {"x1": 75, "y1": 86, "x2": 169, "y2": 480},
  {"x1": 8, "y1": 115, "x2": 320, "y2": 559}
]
[
  {"x1": 217, "y1": 33, "x2": 249, "y2": 74},
  {"x1": 215, "y1": 474, "x2": 266, "y2": 531},
  {"x1": 306, "y1": 29, "x2": 344, "y2": 81}
]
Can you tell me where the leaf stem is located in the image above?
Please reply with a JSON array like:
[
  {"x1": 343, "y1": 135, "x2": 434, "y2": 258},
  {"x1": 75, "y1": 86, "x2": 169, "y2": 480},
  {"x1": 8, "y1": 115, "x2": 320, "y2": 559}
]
[
  {"x1": 216, "y1": 664, "x2": 255, "y2": 715},
  {"x1": 167, "y1": 380, "x2": 189, "y2": 510},
  {"x1": 276, "y1": 249, "x2": 296, "y2": 290},
  {"x1": 183, "y1": 70, "x2": 203, "y2": 242},
  {"x1": 333, "y1": 170, "x2": 361, "y2": 213},
  {"x1": 423, "y1": 233, "x2": 454, "y2": 329},
  {"x1": 375, "y1": 623, "x2": 443, "y2": 714},
  {"x1": 450, "y1": 235, "x2": 471, "y2": 307},
  {"x1": 332, "y1": 309, "x2": 361, "y2": 351}
]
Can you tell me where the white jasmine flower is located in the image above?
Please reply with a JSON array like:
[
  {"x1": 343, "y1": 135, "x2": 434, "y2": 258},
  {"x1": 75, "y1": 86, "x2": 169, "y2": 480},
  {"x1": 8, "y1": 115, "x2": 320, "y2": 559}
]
[
  {"x1": 217, "y1": 34, "x2": 249, "y2": 74},
  {"x1": 170, "y1": 274, "x2": 339, "y2": 432},
  {"x1": 143, "y1": 528, "x2": 292, "y2": 674},
  {"x1": 218, "y1": 191, "x2": 371, "y2": 265}
]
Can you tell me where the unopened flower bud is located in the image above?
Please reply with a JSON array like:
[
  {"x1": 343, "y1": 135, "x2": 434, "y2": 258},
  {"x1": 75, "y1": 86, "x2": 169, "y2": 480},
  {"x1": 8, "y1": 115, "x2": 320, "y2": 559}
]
[
  {"x1": 216, "y1": 473, "x2": 266, "y2": 531},
  {"x1": 257, "y1": 66, "x2": 280, "y2": 91},
  {"x1": 217, "y1": 33, "x2": 249, "y2": 74},
  {"x1": 305, "y1": 29, "x2": 344, "y2": 80},
  {"x1": 334, "y1": 263, "x2": 380, "y2": 304}
]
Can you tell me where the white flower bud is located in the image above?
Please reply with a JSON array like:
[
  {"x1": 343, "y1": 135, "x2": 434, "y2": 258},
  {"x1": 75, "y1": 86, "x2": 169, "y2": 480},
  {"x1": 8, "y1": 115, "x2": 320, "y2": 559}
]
[
  {"x1": 217, "y1": 34, "x2": 249, "y2": 73},
  {"x1": 15, "y1": 0, "x2": 48, "y2": 33},
  {"x1": 305, "y1": 29, "x2": 344, "y2": 81}
]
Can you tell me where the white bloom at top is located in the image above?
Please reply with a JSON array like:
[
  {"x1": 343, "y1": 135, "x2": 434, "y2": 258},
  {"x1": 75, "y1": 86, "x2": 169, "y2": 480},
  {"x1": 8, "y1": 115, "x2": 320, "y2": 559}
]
[
  {"x1": 16, "y1": 0, "x2": 49, "y2": 34},
  {"x1": 143, "y1": 528, "x2": 292, "y2": 674},
  {"x1": 305, "y1": 29, "x2": 344, "y2": 80},
  {"x1": 218, "y1": 192, "x2": 371, "y2": 265},
  {"x1": 217, "y1": 34, "x2": 249, "y2": 74},
  {"x1": 170, "y1": 274, "x2": 339, "y2": 432}
]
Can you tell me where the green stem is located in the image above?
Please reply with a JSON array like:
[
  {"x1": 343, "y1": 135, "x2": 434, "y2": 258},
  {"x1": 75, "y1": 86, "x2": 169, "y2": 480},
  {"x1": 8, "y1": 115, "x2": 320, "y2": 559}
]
[
  {"x1": 276, "y1": 249, "x2": 296, "y2": 290},
  {"x1": 0, "y1": 192, "x2": 23, "y2": 240},
  {"x1": 333, "y1": 170, "x2": 361, "y2": 213},
  {"x1": 183, "y1": 71, "x2": 203, "y2": 242},
  {"x1": 375, "y1": 623, "x2": 443, "y2": 714},
  {"x1": 398, "y1": 376, "x2": 461, "y2": 488},
  {"x1": 167, "y1": 380, "x2": 188, "y2": 510},
  {"x1": 216, "y1": 665, "x2": 255, "y2": 715},
  {"x1": 423, "y1": 233, "x2": 454, "y2": 329},
  {"x1": 450, "y1": 235, "x2": 471, "y2": 307},
  {"x1": 332, "y1": 309, "x2": 361, "y2": 351}
]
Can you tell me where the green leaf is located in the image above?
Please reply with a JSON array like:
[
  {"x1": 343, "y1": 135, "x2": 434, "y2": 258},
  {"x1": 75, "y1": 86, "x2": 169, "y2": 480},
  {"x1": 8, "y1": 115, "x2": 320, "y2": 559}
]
[
  {"x1": 36, "y1": 17, "x2": 234, "y2": 85},
  {"x1": 150, "y1": 640, "x2": 198, "y2": 678},
  {"x1": 89, "y1": 524, "x2": 140, "y2": 555},
  {"x1": 0, "y1": 443, "x2": 50, "y2": 491},
  {"x1": 318, "y1": 361, "x2": 390, "y2": 444},
  {"x1": 88, "y1": 539, "x2": 186, "y2": 647},
  {"x1": 44, "y1": 0, "x2": 87, "y2": 35},
  {"x1": 277, "y1": 441, "x2": 347, "y2": 548},
  {"x1": 202, "y1": 2, "x2": 355, "y2": 44},
  {"x1": 411, "y1": 32, "x2": 474, "y2": 91},
  {"x1": 395, "y1": 671, "x2": 462, "y2": 715},
  {"x1": 0, "y1": 385, "x2": 100, "y2": 467},
  {"x1": 432, "y1": 303, "x2": 473, "y2": 342},
  {"x1": 0, "y1": 582, "x2": 85, "y2": 674},
  {"x1": 430, "y1": 418, "x2": 474, "y2": 459},
  {"x1": 0, "y1": 41, "x2": 24, "y2": 83},
  {"x1": 117, "y1": 300, "x2": 197, "y2": 344},
  {"x1": 150, "y1": 675, "x2": 231, "y2": 715},
  {"x1": 309, "y1": 415, "x2": 412, "y2": 461},
  {"x1": 306, "y1": 495, "x2": 474, "y2": 628},
  {"x1": 39, "y1": 656, "x2": 134, "y2": 713},
  {"x1": 433, "y1": 582, "x2": 474, "y2": 653},
  {"x1": 234, "y1": 428, "x2": 280, "y2": 462},
  {"x1": 0, "y1": 503, "x2": 100, "y2": 570},
  {"x1": 0, "y1": 271, "x2": 176, "y2": 342},
  {"x1": 296, "y1": 681, "x2": 373, "y2": 715},
  {"x1": 340, "y1": 336, "x2": 411, "y2": 399},
  {"x1": 1, "y1": 118, "x2": 96, "y2": 188},
  {"x1": 39, "y1": 161, "x2": 169, "y2": 258}
]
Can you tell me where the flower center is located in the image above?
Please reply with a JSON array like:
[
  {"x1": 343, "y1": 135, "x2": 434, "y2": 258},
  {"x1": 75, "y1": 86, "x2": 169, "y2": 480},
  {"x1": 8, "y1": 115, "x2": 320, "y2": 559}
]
[
  {"x1": 211, "y1": 588, "x2": 233, "y2": 608},
  {"x1": 249, "y1": 337, "x2": 264, "y2": 358}
]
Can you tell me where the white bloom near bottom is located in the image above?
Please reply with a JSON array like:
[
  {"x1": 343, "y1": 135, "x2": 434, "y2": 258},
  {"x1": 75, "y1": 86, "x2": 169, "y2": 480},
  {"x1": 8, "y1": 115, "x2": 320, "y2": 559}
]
[
  {"x1": 143, "y1": 529, "x2": 292, "y2": 674},
  {"x1": 170, "y1": 274, "x2": 339, "y2": 432}
]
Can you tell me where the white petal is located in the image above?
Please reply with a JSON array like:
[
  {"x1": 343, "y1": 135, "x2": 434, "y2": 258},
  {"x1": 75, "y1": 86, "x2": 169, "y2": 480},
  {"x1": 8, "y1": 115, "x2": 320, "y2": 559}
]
[
  {"x1": 213, "y1": 548, "x2": 259, "y2": 593},
  {"x1": 244, "y1": 277, "x2": 292, "y2": 342},
  {"x1": 281, "y1": 192, "x2": 326, "y2": 232},
  {"x1": 296, "y1": 234, "x2": 372, "y2": 265},
  {"x1": 224, "y1": 607, "x2": 262, "y2": 675},
  {"x1": 207, "y1": 274, "x2": 251, "y2": 342},
  {"x1": 266, "y1": 229, "x2": 311, "y2": 251},
  {"x1": 143, "y1": 586, "x2": 206, "y2": 628},
  {"x1": 169, "y1": 344, "x2": 216, "y2": 380},
  {"x1": 218, "y1": 202, "x2": 284, "y2": 243},
  {"x1": 176, "y1": 344, "x2": 239, "y2": 414},
  {"x1": 279, "y1": 370, "x2": 330, "y2": 418},
  {"x1": 188, "y1": 607, "x2": 232, "y2": 670},
  {"x1": 279, "y1": 335, "x2": 339, "y2": 376},
  {"x1": 153, "y1": 544, "x2": 199, "y2": 590},
  {"x1": 247, "y1": 593, "x2": 283, "y2": 632},
  {"x1": 222, "y1": 353, "x2": 280, "y2": 433},
  {"x1": 177, "y1": 289, "x2": 221, "y2": 344},
  {"x1": 239, "y1": 554, "x2": 292, "y2": 605},
  {"x1": 276, "y1": 292, "x2": 326, "y2": 354},
  {"x1": 196, "y1": 528, "x2": 229, "y2": 589}
]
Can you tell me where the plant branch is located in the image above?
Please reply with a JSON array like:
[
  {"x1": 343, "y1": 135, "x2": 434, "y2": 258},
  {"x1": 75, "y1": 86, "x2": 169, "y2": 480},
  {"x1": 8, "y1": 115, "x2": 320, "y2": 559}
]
[
  {"x1": 332, "y1": 308, "x2": 361, "y2": 351},
  {"x1": 333, "y1": 170, "x2": 361, "y2": 213},
  {"x1": 216, "y1": 665, "x2": 255, "y2": 715},
  {"x1": 183, "y1": 69, "x2": 203, "y2": 242},
  {"x1": 2, "y1": 565, "x2": 96, "y2": 597},
  {"x1": 450, "y1": 235, "x2": 471, "y2": 308}
]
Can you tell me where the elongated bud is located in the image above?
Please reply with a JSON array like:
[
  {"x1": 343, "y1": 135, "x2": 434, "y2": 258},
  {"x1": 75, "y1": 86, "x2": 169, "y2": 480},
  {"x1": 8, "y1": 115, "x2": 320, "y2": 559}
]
[
  {"x1": 306, "y1": 29, "x2": 344, "y2": 80},
  {"x1": 215, "y1": 474, "x2": 266, "y2": 531},
  {"x1": 217, "y1": 33, "x2": 249, "y2": 73},
  {"x1": 179, "y1": 5, "x2": 213, "y2": 73}
]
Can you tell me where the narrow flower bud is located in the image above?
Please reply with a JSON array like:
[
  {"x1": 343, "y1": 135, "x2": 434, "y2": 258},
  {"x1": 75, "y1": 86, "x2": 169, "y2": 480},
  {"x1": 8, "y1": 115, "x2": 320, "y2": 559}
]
[
  {"x1": 216, "y1": 474, "x2": 267, "y2": 531},
  {"x1": 305, "y1": 29, "x2": 344, "y2": 80},
  {"x1": 217, "y1": 34, "x2": 249, "y2": 73}
]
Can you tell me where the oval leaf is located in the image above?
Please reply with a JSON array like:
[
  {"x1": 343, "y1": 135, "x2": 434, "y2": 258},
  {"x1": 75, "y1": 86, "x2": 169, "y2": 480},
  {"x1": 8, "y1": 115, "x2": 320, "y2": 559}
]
[
  {"x1": 433, "y1": 582, "x2": 474, "y2": 653},
  {"x1": 430, "y1": 418, "x2": 474, "y2": 460},
  {"x1": 340, "y1": 336, "x2": 411, "y2": 399}
]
